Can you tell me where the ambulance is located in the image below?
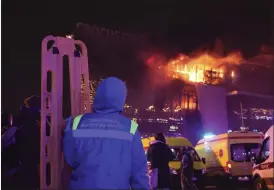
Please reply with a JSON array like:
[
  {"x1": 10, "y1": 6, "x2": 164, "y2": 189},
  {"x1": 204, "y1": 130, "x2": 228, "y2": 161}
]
[
  {"x1": 142, "y1": 135, "x2": 206, "y2": 189},
  {"x1": 195, "y1": 130, "x2": 263, "y2": 188},
  {"x1": 253, "y1": 125, "x2": 274, "y2": 190}
]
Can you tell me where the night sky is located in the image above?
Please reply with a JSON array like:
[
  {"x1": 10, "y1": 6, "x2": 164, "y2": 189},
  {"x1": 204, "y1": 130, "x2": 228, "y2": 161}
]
[{"x1": 2, "y1": 0, "x2": 274, "y2": 113}]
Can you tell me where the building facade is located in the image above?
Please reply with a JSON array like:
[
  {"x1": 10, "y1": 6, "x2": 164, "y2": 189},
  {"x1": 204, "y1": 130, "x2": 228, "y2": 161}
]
[
  {"x1": 122, "y1": 81, "x2": 203, "y2": 144},
  {"x1": 75, "y1": 23, "x2": 149, "y2": 79},
  {"x1": 227, "y1": 91, "x2": 273, "y2": 133}
]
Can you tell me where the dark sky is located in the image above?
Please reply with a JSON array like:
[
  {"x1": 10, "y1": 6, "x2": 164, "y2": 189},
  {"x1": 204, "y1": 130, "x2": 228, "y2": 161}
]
[{"x1": 2, "y1": 0, "x2": 274, "y2": 113}]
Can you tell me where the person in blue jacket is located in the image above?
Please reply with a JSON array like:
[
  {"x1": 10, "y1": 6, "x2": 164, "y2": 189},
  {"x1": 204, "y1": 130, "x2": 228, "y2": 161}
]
[{"x1": 63, "y1": 77, "x2": 149, "y2": 189}]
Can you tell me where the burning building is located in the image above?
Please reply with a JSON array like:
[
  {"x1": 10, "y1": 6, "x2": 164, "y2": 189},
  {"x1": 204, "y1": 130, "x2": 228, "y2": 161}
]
[
  {"x1": 137, "y1": 50, "x2": 242, "y2": 141},
  {"x1": 164, "y1": 51, "x2": 242, "y2": 85},
  {"x1": 76, "y1": 24, "x2": 273, "y2": 142},
  {"x1": 141, "y1": 45, "x2": 273, "y2": 143}
]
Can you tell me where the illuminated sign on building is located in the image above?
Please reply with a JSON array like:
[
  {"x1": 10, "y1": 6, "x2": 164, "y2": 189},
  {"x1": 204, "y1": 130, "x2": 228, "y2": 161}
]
[{"x1": 169, "y1": 125, "x2": 179, "y2": 132}]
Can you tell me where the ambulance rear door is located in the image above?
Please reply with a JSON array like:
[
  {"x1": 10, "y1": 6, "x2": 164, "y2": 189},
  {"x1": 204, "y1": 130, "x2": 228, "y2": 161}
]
[{"x1": 228, "y1": 136, "x2": 262, "y2": 177}]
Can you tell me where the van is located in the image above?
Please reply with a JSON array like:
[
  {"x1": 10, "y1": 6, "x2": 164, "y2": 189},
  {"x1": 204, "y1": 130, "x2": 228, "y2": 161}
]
[
  {"x1": 195, "y1": 130, "x2": 263, "y2": 188},
  {"x1": 142, "y1": 135, "x2": 206, "y2": 189},
  {"x1": 253, "y1": 125, "x2": 274, "y2": 190}
]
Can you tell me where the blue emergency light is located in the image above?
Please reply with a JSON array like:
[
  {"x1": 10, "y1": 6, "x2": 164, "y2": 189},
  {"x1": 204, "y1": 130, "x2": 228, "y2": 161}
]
[{"x1": 204, "y1": 133, "x2": 216, "y2": 139}]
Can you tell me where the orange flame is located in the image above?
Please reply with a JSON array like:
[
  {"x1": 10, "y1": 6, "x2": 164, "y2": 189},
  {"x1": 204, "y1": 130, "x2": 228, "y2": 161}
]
[
  {"x1": 168, "y1": 52, "x2": 243, "y2": 83},
  {"x1": 147, "y1": 51, "x2": 243, "y2": 84}
]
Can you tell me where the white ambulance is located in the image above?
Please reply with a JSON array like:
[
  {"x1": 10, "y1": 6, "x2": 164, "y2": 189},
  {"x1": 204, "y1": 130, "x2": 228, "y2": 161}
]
[{"x1": 253, "y1": 125, "x2": 274, "y2": 190}]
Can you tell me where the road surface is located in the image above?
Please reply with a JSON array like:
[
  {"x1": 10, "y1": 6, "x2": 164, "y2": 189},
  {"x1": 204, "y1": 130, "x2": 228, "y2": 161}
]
[{"x1": 205, "y1": 186, "x2": 250, "y2": 190}]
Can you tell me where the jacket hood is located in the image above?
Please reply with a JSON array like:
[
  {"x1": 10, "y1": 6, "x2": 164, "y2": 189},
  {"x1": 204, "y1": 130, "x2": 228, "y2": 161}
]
[
  {"x1": 93, "y1": 77, "x2": 127, "y2": 114},
  {"x1": 149, "y1": 140, "x2": 165, "y2": 145}
]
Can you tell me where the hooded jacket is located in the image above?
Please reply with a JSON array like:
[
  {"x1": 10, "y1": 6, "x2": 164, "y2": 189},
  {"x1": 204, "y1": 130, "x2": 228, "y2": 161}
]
[{"x1": 63, "y1": 77, "x2": 149, "y2": 189}]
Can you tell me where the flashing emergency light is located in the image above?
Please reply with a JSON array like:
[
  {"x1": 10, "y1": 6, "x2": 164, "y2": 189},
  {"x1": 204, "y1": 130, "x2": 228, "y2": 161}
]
[
  {"x1": 204, "y1": 133, "x2": 216, "y2": 139},
  {"x1": 228, "y1": 129, "x2": 232, "y2": 133}
]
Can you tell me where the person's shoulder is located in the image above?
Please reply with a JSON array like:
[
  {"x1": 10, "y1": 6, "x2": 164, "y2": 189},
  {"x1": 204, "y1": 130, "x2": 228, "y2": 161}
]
[
  {"x1": 116, "y1": 114, "x2": 133, "y2": 125},
  {"x1": 148, "y1": 143, "x2": 158, "y2": 151},
  {"x1": 83, "y1": 113, "x2": 133, "y2": 128},
  {"x1": 81, "y1": 113, "x2": 95, "y2": 118},
  {"x1": 80, "y1": 113, "x2": 108, "y2": 121},
  {"x1": 164, "y1": 143, "x2": 172, "y2": 151},
  {"x1": 153, "y1": 141, "x2": 167, "y2": 149},
  {"x1": 157, "y1": 143, "x2": 172, "y2": 154},
  {"x1": 117, "y1": 114, "x2": 131, "y2": 121}
]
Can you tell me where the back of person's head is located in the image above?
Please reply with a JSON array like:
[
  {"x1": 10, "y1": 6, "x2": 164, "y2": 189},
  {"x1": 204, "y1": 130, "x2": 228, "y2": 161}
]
[
  {"x1": 24, "y1": 95, "x2": 41, "y2": 109},
  {"x1": 155, "y1": 133, "x2": 166, "y2": 143},
  {"x1": 93, "y1": 77, "x2": 127, "y2": 114},
  {"x1": 18, "y1": 95, "x2": 41, "y2": 126}
]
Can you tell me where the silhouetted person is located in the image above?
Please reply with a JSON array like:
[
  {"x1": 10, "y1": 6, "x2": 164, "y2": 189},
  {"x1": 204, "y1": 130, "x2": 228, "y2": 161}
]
[
  {"x1": 147, "y1": 133, "x2": 173, "y2": 189},
  {"x1": 180, "y1": 147, "x2": 195, "y2": 190},
  {"x1": 14, "y1": 95, "x2": 41, "y2": 189}
]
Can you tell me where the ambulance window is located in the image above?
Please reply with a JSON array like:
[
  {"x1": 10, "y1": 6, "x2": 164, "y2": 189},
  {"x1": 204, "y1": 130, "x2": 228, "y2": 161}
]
[
  {"x1": 193, "y1": 151, "x2": 201, "y2": 161},
  {"x1": 170, "y1": 147, "x2": 201, "y2": 161},
  {"x1": 259, "y1": 137, "x2": 270, "y2": 162},
  {"x1": 189, "y1": 148, "x2": 201, "y2": 161},
  {"x1": 170, "y1": 148, "x2": 181, "y2": 160},
  {"x1": 231, "y1": 143, "x2": 261, "y2": 162}
]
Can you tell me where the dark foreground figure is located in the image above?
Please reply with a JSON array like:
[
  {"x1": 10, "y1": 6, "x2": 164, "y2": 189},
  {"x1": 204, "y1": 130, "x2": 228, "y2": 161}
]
[
  {"x1": 2, "y1": 96, "x2": 41, "y2": 189},
  {"x1": 147, "y1": 133, "x2": 173, "y2": 189}
]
